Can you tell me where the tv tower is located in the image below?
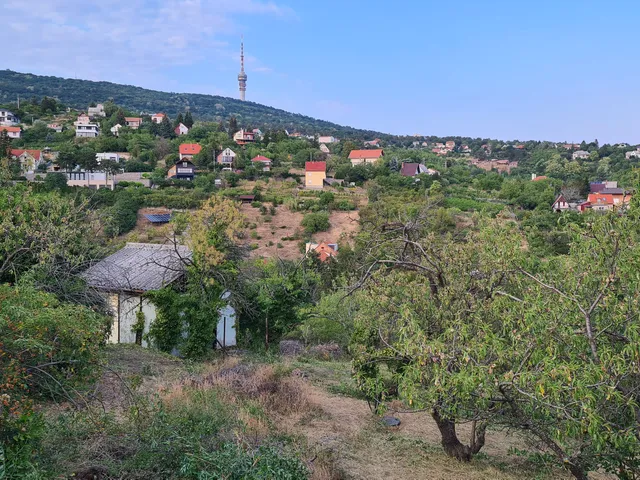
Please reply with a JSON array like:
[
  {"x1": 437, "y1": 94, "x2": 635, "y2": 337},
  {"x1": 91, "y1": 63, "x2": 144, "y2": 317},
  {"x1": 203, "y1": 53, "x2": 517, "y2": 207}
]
[{"x1": 238, "y1": 37, "x2": 247, "y2": 101}]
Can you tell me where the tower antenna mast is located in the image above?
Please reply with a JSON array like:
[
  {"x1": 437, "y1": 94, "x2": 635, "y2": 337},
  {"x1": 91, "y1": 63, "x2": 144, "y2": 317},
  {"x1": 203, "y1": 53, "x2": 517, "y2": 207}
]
[{"x1": 238, "y1": 36, "x2": 247, "y2": 101}]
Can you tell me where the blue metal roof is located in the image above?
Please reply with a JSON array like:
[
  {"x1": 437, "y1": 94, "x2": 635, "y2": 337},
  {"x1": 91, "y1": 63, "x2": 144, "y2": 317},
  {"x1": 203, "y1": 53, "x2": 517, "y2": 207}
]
[{"x1": 143, "y1": 213, "x2": 172, "y2": 224}]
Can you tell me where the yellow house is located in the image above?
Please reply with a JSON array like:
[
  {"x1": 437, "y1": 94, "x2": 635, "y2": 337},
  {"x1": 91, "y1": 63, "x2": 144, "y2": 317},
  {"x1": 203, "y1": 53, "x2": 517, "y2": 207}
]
[{"x1": 305, "y1": 161, "x2": 326, "y2": 189}]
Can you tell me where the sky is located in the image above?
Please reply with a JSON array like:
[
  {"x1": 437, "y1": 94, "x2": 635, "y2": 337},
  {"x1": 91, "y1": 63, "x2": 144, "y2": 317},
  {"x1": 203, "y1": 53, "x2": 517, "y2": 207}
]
[{"x1": 3, "y1": 0, "x2": 640, "y2": 143}]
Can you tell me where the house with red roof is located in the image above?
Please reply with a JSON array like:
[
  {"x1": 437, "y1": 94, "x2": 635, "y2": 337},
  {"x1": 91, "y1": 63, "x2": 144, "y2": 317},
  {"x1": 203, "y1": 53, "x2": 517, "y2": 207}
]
[
  {"x1": 349, "y1": 149, "x2": 384, "y2": 166},
  {"x1": 0, "y1": 126, "x2": 21, "y2": 139},
  {"x1": 234, "y1": 129, "x2": 255, "y2": 145},
  {"x1": 251, "y1": 155, "x2": 272, "y2": 172},
  {"x1": 125, "y1": 117, "x2": 142, "y2": 129},
  {"x1": 583, "y1": 189, "x2": 632, "y2": 212},
  {"x1": 11, "y1": 149, "x2": 42, "y2": 174},
  {"x1": 364, "y1": 138, "x2": 381, "y2": 147},
  {"x1": 179, "y1": 144, "x2": 202, "y2": 160},
  {"x1": 151, "y1": 113, "x2": 166, "y2": 124},
  {"x1": 305, "y1": 241, "x2": 338, "y2": 262},
  {"x1": 305, "y1": 161, "x2": 326, "y2": 189}
]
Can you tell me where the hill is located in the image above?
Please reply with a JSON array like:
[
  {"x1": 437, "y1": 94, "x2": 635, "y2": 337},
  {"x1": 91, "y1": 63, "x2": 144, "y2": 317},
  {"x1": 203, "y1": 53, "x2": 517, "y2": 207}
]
[{"x1": 0, "y1": 69, "x2": 388, "y2": 139}]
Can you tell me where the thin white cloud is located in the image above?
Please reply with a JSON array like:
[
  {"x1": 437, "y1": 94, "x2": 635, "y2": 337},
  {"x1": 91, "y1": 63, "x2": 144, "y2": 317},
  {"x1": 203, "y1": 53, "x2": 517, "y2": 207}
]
[{"x1": 2, "y1": 0, "x2": 291, "y2": 87}]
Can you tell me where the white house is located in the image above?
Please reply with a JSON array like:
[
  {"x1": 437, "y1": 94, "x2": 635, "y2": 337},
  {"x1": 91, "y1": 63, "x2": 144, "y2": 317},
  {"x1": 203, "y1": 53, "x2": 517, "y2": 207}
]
[
  {"x1": 96, "y1": 152, "x2": 123, "y2": 164},
  {"x1": 48, "y1": 123, "x2": 63, "y2": 133},
  {"x1": 76, "y1": 123, "x2": 100, "y2": 138},
  {"x1": 10, "y1": 149, "x2": 43, "y2": 174},
  {"x1": 111, "y1": 124, "x2": 122, "y2": 136},
  {"x1": 151, "y1": 113, "x2": 166, "y2": 124},
  {"x1": 0, "y1": 126, "x2": 21, "y2": 139},
  {"x1": 83, "y1": 243, "x2": 236, "y2": 349},
  {"x1": 217, "y1": 147, "x2": 236, "y2": 170},
  {"x1": 174, "y1": 123, "x2": 189, "y2": 135},
  {"x1": 319, "y1": 144, "x2": 330, "y2": 154},
  {"x1": 625, "y1": 148, "x2": 640, "y2": 159},
  {"x1": 88, "y1": 104, "x2": 106, "y2": 118},
  {"x1": 0, "y1": 109, "x2": 20, "y2": 126},
  {"x1": 572, "y1": 150, "x2": 590, "y2": 160},
  {"x1": 317, "y1": 136, "x2": 338, "y2": 144}
]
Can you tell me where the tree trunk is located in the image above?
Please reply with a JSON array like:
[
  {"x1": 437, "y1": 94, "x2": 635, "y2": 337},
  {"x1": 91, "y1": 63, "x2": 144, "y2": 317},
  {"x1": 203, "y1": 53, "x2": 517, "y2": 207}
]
[
  {"x1": 431, "y1": 408, "x2": 472, "y2": 461},
  {"x1": 469, "y1": 420, "x2": 487, "y2": 454},
  {"x1": 566, "y1": 463, "x2": 589, "y2": 480}
]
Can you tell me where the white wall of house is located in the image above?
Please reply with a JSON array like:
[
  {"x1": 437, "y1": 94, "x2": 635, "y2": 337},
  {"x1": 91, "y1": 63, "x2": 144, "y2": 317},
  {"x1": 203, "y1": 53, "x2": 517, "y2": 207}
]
[
  {"x1": 105, "y1": 292, "x2": 236, "y2": 350},
  {"x1": 217, "y1": 304, "x2": 237, "y2": 348}
]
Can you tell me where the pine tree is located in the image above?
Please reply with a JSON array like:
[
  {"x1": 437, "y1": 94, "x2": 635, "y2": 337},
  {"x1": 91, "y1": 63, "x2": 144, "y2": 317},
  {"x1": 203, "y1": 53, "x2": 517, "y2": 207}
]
[
  {"x1": 174, "y1": 113, "x2": 184, "y2": 128},
  {"x1": 217, "y1": 121, "x2": 226, "y2": 133},
  {"x1": 115, "y1": 108, "x2": 127, "y2": 127},
  {"x1": 160, "y1": 116, "x2": 174, "y2": 138},
  {"x1": 184, "y1": 111, "x2": 194, "y2": 129},
  {"x1": 228, "y1": 116, "x2": 238, "y2": 139}
]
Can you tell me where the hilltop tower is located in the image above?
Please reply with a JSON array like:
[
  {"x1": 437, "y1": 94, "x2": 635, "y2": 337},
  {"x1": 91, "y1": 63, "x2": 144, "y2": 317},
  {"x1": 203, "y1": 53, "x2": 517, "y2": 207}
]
[{"x1": 238, "y1": 37, "x2": 247, "y2": 101}]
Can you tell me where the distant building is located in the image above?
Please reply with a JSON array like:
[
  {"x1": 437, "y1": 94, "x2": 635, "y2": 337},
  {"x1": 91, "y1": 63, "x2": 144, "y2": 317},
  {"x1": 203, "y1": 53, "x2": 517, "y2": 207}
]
[
  {"x1": 96, "y1": 152, "x2": 124, "y2": 164},
  {"x1": 179, "y1": 143, "x2": 202, "y2": 160},
  {"x1": 364, "y1": 138, "x2": 381, "y2": 147},
  {"x1": 590, "y1": 181, "x2": 617, "y2": 193},
  {"x1": 0, "y1": 126, "x2": 21, "y2": 139},
  {"x1": 47, "y1": 123, "x2": 63, "y2": 133},
  {"x1": 625, "y1": 149, "x2": 640, "y2": 159},
  {"x1": 174, "y1": 123, "x2": 189, "y2": 136},
  {"x1": 305, "y1": 242, "x2": 338, "y2": 262},
  {"x1": 75, "y1": 123, "x2": 100, "y2": 138},
  {"x1": 305, "y1": 161, "x2": 326, "y2": 189},
  {"x1": 531, "y1": 174, "x2": 549, "y2": 181},
  {"x1": 583, "y1": 189, "x2": 632, "y2": 212},
  {"x1": 234, "y1": 129, "x2": 255, "y2": 145},
  {"x1": 151, "y1": 113, "x2": 166, "y2": 124},
  {"x1": 400, "y1": 162, "x2": 438, "y2": 177},
  {"x1": 476, "y1": 159, "x2": 518, "y2": 174},
  {"x1": 0, "y1": 109, "x2": 19, "y2": 126},
  {"x1": 125, "y1": 117, "x2": 142, "y2": 129},
  {"x1": 317, "y1": 136, "x2": 338, "y2": 144},
  {"x1": 111, "y1": 124, "x2": 122, "y2": 136},
  {"x1": 445, "y1": 140, "x2": 455, "y2": 150},
  {"x1": 10, "y1": 149, "x2": 42, "y2": 174},
  {"x1": 75, "y1": 114, "x2": 91, "y2": 125},
  {"x1": 319, "y1": 143, "x2": 330, "y2": 154},
  {"x1": 66, "y1": 170, "x2": 115, "y2": 190},
  {"x1": 251, "y1": 155, "x2": 272, "y2": 172},
  {"x1": 561, "y1": 143, "x2": 581, "y2": 150},
  {"x1": 217, "y1": 148, "x2": 236, "y2": 170},
  {"x1": 167, "y1": 159, "x2": 196, "y2": 181},
  {"x1": 349, "y1": 149, "x2": 384, "y2": 166},
  {"x1": 572, "y1": 150, "x2": 590, "y2": 160},
  {"x1": 87, "y1": 104, "x2": 106, "y2": 118}
]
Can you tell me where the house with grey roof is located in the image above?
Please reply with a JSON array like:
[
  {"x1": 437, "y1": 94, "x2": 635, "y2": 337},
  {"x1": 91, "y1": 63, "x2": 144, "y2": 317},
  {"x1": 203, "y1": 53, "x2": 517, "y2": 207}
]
[
  {"x1": 572, "y1": 150, "x2": 590, "y2": 160},
  {"x1": 84, "y1": 243, "x2": 235, "y2": 349}
]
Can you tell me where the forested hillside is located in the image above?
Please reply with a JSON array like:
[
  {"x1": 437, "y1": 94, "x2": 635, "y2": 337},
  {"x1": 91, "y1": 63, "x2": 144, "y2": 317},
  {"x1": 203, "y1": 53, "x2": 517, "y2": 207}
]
[{"x1": 0, "y1": 70, "x2": 388, "y2": 139}]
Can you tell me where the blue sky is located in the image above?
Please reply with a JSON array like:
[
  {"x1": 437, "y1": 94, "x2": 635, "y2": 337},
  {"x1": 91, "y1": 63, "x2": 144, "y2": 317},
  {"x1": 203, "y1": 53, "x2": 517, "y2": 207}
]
[{"x1": 4, "y1": 0, "x2": 639, "y2": 143}]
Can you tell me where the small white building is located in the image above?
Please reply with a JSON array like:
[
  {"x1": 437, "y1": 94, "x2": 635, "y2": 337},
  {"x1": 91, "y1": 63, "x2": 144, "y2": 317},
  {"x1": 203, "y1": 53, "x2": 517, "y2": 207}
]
[
  {"x1": 83, "y1": 243, "x2": 236, "y2": 349},
  {"x1": 174, "y1": 123, "x2": 189, "y2": 136},
  {"x1": 76, "y1": 123, "x2": 100, "y2": 138},
  {"x1": 625, "y1": 148, "x2": 640, "y2": 159},
  {"x1": 111, "y1": 124, "x2": 122, "y2": 136},
  {"x1": 317, "y1": 136, "x2": 338, "y2": 144},
  {"x1": 96, "y1": 152, "x2": 123, "y2": 164},
  {"x1": 572, "y1": 150, "x2": 590, "y2": 160},
  {"x1": 48, "y1": 123, "x2": 63, "y2": 133},
  {"x1": 88, "y1": 104, "x2": 106, "y2": 118},
  {"x1": 0, "y1": 109, "x2": 20, "y2": 126},
  {"x1": 151, "y1": 113, "x2": 166, "y2": 124}
]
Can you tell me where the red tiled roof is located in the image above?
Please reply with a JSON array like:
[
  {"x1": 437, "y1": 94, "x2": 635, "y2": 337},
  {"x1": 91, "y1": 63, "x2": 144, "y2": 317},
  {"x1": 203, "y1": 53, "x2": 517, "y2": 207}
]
[
  {"x1": 348, "y1": 149, "x2": 383, "y2": 159},
  {"x1": 10, "y1": 149, "x2": 41, "y2": 160},
  {"x1": 0, "y1": 126, "x2": 20, "y2": 133},
  {"x1": 179, "y1": 144, "x2": 202, "y2": 155},
  {"x1": 532, "y1": 175, "x2": 549, "y2": 181},
  {"x1": 587, "y1": 192, "x2": 631, "y2": 205},
  {"x1": 152, "y1": 113, "x2": 166, "y2": 117},
  {"x1": 125, "y1": 117, "x2": 142, "y2": 122},
  {"x1": 305, "y1": 161, "x2": 326, "y2": 172},
  {"x1": 251, "y1": 155, "x2": 271, "y2": 163}
]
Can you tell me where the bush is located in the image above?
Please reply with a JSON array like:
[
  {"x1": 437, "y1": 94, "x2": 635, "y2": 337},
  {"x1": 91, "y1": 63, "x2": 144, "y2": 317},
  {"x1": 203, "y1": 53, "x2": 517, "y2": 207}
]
[
  {"x1": 0, "y1": 285, "x2": 108, "y2": 476},
  {"x1": 301, "y1": 212, "x2": 330, "y2": 235}
]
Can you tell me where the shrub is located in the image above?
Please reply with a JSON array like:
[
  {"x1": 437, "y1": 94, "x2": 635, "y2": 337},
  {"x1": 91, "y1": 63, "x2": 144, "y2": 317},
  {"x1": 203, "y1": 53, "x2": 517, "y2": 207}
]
[
  {"x1": 251, "y1": 201, "x2": 262, "y2": 208},
  {"x1": 301, "y1": 212, "x2": 330, "y2": 235}
]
